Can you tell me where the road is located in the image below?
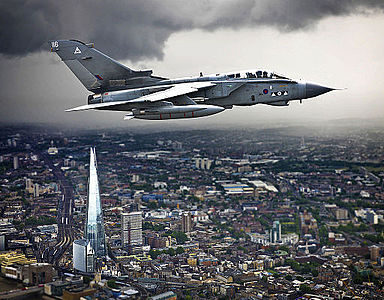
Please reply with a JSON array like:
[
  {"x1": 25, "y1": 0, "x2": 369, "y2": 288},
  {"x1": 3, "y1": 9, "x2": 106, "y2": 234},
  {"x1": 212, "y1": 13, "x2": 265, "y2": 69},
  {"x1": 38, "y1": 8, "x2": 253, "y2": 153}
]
[{"x1": 0, "y1": 286, "x2": 43, "y2": 299}]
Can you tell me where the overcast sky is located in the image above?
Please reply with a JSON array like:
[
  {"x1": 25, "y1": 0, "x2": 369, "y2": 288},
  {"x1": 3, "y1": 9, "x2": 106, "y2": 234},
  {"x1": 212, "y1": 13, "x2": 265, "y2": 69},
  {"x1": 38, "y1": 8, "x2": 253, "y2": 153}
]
[{"x1": 1, "y1": 0, "x2": 384, "y2": 129}]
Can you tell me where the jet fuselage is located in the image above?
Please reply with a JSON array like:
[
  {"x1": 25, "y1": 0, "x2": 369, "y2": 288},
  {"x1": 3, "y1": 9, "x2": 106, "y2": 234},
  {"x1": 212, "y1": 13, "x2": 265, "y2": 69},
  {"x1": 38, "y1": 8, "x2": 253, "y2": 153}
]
[{"x1": 50, "y1": 40, "x2": 336, "y2": 121}]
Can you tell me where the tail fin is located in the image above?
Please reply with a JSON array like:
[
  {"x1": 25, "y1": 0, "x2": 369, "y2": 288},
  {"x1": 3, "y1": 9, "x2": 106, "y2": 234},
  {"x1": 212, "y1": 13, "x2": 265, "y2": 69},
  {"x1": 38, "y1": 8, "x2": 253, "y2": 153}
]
[{"x1": 49, "y1": 40, "x2": 153, "y2": 93}]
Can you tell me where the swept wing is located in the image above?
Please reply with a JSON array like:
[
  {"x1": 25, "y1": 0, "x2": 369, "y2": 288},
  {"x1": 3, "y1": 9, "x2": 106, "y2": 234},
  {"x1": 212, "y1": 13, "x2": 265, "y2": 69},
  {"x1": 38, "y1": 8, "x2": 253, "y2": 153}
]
[{"x1": 66, "y1": 81, "x2": 215, "y2": 112}]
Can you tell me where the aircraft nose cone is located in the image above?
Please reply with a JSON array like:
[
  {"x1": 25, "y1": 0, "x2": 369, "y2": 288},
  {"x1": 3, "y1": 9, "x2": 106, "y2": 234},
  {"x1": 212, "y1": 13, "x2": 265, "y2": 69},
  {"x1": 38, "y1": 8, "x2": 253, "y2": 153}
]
[{"x1": 305, "y1": 83, "x2": 334, "y2": 98}]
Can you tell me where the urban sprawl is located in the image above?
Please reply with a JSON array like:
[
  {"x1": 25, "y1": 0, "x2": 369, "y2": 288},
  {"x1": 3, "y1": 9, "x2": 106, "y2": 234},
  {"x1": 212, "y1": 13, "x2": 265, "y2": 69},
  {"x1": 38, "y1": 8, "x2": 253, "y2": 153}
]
[{"x1": 0, "y1": 124, "x2": 383, "y2": 299}]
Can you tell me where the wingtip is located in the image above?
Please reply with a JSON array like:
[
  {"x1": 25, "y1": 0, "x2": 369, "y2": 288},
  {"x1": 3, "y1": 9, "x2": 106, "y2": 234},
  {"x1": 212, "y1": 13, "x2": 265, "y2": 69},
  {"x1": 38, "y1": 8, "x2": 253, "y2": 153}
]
[{"x1": 65, "y1": 106, "x2": 87, "y2": 112}]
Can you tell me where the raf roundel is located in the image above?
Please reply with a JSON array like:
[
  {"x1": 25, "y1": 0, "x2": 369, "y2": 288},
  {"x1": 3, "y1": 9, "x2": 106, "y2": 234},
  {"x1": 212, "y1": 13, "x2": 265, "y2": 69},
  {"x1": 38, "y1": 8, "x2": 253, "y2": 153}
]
[{"x1": 263, "y1": 89, "x2": 268, "y2": 94}]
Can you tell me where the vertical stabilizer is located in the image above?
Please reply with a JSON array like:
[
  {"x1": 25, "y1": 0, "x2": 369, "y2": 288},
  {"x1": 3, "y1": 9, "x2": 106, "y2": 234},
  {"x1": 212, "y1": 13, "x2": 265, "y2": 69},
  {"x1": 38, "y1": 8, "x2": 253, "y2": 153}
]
[{"x1": 50, "y1": 40, "x2": 136, "y2": 92}]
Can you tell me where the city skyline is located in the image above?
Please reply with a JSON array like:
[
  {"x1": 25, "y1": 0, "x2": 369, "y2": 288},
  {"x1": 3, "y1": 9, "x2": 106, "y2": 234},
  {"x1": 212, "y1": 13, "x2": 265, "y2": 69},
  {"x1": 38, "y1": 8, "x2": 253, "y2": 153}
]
[{"x1": 0, "y1": 124, "x2": 383, "y2": 297}]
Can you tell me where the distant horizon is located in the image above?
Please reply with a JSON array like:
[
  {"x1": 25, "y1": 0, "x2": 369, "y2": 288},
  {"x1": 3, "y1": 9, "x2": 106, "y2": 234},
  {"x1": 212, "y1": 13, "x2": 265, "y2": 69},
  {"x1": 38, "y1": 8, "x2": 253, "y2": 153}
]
[{"x1": 1, "y1": 115, "x2": 384, "y2": 135}]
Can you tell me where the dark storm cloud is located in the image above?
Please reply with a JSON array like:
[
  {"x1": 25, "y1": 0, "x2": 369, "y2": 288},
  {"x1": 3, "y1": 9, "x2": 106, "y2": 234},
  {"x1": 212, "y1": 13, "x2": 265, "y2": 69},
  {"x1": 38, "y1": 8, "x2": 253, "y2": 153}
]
[{"x1": 1, "y1": 0, "x2": 384, "y2": 60}]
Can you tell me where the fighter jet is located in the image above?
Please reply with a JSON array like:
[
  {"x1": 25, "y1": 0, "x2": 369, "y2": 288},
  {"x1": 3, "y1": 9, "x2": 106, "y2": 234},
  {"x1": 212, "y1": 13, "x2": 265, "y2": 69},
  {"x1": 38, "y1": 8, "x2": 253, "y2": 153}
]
[{"x1": 50, "y1": 40, "x2": 336, "y2": 121}]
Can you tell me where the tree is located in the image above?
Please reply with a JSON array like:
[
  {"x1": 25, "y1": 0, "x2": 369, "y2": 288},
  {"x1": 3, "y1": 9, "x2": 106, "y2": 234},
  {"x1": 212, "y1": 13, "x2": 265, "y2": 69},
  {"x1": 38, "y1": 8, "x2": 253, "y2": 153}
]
[
  {"x1": 21, "y1": 198, "x2": 30, "y2": 207},
  {"x1": 149, "y1": 249, "x2": 162, "y2": 259},
  {"x1": 363, "y1": 233, "x2": 384, "y2": 243},
  {"x1": 25, "y1": 216, "x2": 56, "y2": 226},
  {"x1": 278, "y1": 245, "x2": 290, "y2": 253},
  {"x1": 166, "y1": 248, "x2": 176, "y2": 256},
  {"x1": 83, "y1": 276, "x2": 91, "y2": 285},
  {"x1": 311, "y1": 269, "x2": 319, "y2": 277},
  {"x1": 299, "y1": 284, "x2": 312, "y2": 294},
  {"x1": 107, "y1": 279, "x2": 118, "y2": 289},
  {"x1": 171, "y1": 231, "x2": 189, "y2": 244},
  {"x1": 176, "y1": 246, "x2": 185, "y2": 255},
  {"x1": 148, "y1": 201, "x2": 158, "y2": 209}
]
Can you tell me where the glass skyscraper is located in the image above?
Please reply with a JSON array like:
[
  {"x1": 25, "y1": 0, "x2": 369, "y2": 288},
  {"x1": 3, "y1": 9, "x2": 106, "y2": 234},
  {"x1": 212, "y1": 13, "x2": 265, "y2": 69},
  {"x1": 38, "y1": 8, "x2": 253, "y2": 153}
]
[
  {"x1": 73, "y1": 239, "x2": 95, "y2": 273},
  {"x1": 85, "y1": 147, "x2": 106, "y2": 257},
  {"x1": 269, "y1": 220, "x2": 281, "y2": 243}
]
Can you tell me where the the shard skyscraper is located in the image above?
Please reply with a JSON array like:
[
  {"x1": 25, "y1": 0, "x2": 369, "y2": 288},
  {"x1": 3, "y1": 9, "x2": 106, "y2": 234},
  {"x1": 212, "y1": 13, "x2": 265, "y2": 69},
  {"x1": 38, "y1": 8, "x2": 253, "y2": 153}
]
[{"x1": 85, "y1": 147, "x2": 106, "y2": 257}]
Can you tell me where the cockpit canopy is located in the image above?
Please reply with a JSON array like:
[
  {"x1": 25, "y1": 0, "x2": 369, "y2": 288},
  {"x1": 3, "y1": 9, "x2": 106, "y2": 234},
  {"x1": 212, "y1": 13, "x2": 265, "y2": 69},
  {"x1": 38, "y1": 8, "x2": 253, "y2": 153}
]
[{"x1": 224, "y1": 70, "x2": 290, "y2": 80}]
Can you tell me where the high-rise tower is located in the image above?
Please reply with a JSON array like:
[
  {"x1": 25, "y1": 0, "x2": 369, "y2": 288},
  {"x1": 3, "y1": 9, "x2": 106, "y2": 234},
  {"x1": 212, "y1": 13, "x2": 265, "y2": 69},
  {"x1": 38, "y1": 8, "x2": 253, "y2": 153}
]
[
  {"x1": 269, "y1": 220, "x2": 281, "y2": 243},
  {"x1": 73, "y1": 239, "x2": 95, "y2": 273},
  {"x1": 121, "y1": 212, "x2": 143, "y2": 250},
  {"x1": 13, "y1": 156, "x2": 19, "y2": 170},
  {"x1": 181, "y1": 212, "x2": 192, "y2": 233},
  {"x1": 85, "y1": 148, "x2": 106, "y2": 257}
]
